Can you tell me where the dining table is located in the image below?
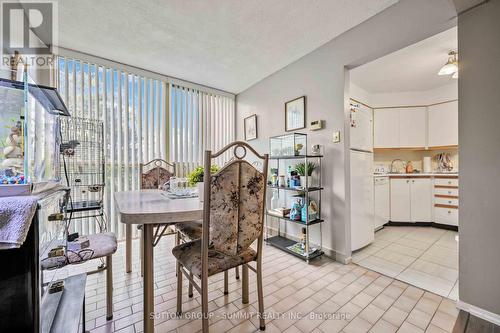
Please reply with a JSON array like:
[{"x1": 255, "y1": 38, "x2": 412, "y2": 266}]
[{"x1": 114, "y1": 189, "x2": 203, "y2": 333}]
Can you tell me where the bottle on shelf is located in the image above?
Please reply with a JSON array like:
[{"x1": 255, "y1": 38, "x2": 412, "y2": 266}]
[
  {"x1": 271, "y1": 189, "x2": 279, "y2": 210},
  {"x1": 300, "y1": 228, "x2": 307, "y2": 251}
]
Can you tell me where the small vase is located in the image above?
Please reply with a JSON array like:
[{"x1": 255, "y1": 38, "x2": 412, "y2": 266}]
[
  {"x1": 197, "y1": 182, "x2": 204, "y2": 202},
  {"x1": 301, "y1": 175, "x2": 313, "y2": 188}
]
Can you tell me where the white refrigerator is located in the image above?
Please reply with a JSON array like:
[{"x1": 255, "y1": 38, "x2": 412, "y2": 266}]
[{"x1": 349, "y1": 103, "x2": 375, "y2": 251}]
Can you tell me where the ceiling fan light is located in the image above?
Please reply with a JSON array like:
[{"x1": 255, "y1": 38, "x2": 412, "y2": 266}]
[
  {"x1": 438, "y1": 62, "x2": 458, "y2": 75},
  {"x1": 438, "y1": 51, "x2": 458, "y2": 76}
]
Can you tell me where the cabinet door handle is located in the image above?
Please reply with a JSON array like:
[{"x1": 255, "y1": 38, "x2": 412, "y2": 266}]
[
  {"x1": 448, "y1": 211, "x2": 452, "y2": 214},
  {"x1": 448, "y1": 181, "x2": 452, "y2": 184},
  {"x1": 448, "y1": 191, "x2": 452, "y2": 194},
  {"x1": 406, "y1": 180, "x2": 409, "y2": 183},
  {"x1": 412, "y1": 180, "x2": 415, "y2": 183},
  {"x1": 448, "y1": 200, "x2": 452, "y2": 204}
]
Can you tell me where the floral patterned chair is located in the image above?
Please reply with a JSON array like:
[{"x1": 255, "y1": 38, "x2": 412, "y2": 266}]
[{"x1": 172, "y1": 142, "x2": 268, "y2": 333}]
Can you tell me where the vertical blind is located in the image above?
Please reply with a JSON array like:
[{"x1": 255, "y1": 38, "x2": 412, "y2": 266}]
[
  {"x1": 169, "y1": 84, "x2": 235, "y2": 175},
  {"x1": 56, "y1": 56, "x2": 235, "y2": 240}
]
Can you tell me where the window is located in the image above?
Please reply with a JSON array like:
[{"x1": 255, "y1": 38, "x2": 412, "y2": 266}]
[
  {"x1": 56, "y1": 55, "x2": 235, "y2": 239},
  {"x1": 169, "y1": 84, "x2": 235, "y2": 175}
]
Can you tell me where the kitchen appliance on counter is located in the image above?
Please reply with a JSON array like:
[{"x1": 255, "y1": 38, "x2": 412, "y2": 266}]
[
  {"x1": 349, "y1": 101, "x2": 374, "y2": 251},
  {"x1": 423, "y1": 156, "x2": 432, "y2": 173}
]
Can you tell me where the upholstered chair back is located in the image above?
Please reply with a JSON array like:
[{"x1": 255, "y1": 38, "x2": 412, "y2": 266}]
[
  {"x1": 140, "y1": 159, "x2": 175, "y2": 190},
  {"x1": 204, "y1": 143, "x2": 268, "y2": 256}
]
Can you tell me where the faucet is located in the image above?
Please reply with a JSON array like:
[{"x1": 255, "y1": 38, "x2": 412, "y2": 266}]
[{"x1": 390, "y1": 159, "x2": 406, "y2": 174}]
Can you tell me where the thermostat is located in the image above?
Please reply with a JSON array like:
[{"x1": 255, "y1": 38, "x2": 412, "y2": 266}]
[{"x1": 310, "y1": 120, "x2": 324, "y2": 131}]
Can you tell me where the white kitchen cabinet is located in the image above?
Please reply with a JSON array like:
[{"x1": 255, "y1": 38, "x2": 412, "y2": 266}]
[
  {"x1": 374, "y1": 108, "x2": 399, "y2": 148},
  {"x1": 390, "y1": 178, "x2": 411, "y2": 222},
  {"x1": 390, "y1": 178, "x2": 432, "y2": 223},
  {"x1": 434, "y1": 206, "x2": 459, "y2": 226},
  {"x1": 409, "y1": 178, "x2": 432, "y2": 222},
  {"x1": 428, "y1": 100, "x2": 458, "y2": 147},
  {"x1": 399, "y1": 107, "x2": 427, "y2": 148},
  {"x1": 374, "y1": 177, "x2": 390, "y2": 230}
]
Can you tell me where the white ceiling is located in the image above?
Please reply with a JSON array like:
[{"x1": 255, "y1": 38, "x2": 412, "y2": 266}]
[
  {"x1": 57, "y1": 0, "x2": 398, "y2": 93},
  {"x1": 350, "y1": 27, "x2": 458, "y2": 93}
]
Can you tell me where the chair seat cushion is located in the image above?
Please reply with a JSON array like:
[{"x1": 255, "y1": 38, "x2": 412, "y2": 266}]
[
  {"x1": 176, "y1": 220, "x2": 202, "y2": 241},
  {"x1": 172, "y1": 239, "x2": 256, "y2": 278},
  {"x1": 41, "y1": 232, "x2": 118, "y2": 270}
]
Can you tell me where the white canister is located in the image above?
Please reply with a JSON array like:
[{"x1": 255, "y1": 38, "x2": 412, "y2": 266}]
[
  {"x1": 423, "y1": 157, "x2": 432, "y2": 173},
  {"x1": 197, "y1": 182, "x2": 204, "y2": 202}
]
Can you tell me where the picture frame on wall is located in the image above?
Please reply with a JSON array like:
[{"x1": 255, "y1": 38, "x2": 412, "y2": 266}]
[
  {"x1": 285, "y1": 96, "x2": 306, "y2": 132},
  {"x1": 244, "y1": 114, "x2": 258, "y2": 141}
]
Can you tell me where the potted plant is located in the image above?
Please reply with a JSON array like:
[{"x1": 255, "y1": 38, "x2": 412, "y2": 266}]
[
  {"x1": 295, "y1": 162, "x2": 317, "y2": 188},
  {"x1": 187, "y1": 165, "x2": 219, "y2": 201}
]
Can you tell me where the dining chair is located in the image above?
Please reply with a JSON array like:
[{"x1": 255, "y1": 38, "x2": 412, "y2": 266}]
[
  {"x1": 138, "y1": 159, "x2": 202, "y2": 275},
  {"x1": 138, "y1": 159, "x2": 176, "y2": 275},
  {"x1": 172, "y1": 141, "x2": 269, "y2": 332}
]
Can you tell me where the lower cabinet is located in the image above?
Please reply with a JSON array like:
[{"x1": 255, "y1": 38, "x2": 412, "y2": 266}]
[
  {"x1": 390, "y1": 178, "x2": 411, "y2": 222},
  {"x1": 434, "y1": 206, "x2": 459, "y2": 226},
  {"x1": 390, "y1": 178, "x2": 432, "y2": 223},
  {"x1": 410, "y1": 178, "x2": 433, "y2": 222}
]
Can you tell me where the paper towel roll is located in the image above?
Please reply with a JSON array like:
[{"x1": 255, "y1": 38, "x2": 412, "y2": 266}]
[{"x1": 423, "y1": 157, "x2": 431, "y2": 173}]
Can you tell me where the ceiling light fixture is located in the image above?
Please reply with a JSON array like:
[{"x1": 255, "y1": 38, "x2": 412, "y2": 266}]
[
  {"x1": 438, "y1": 51, "x2": 458, "y2": 76},
  {"x1": 452, "y1": 71, "x2": 458, "y2": 79}
]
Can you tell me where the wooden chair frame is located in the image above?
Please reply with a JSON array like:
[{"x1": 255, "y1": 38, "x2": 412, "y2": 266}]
[{"x1": 175, "y1": 141, "x2": 269, "y2": 332}]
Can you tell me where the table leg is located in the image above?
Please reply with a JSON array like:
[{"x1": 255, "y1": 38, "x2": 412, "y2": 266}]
[
  {"x1": 125, "y1": 224, "x2": 132, "y2": 273},
  {"x1": 143, "y1": 224, "x2": 154, "y2": 333}
]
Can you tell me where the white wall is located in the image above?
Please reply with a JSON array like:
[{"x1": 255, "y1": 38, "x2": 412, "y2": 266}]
[
  {"x1": 236, "y1": 0, "x2": 457, "y2": 261},
  {"x1": 456, "y1": 0, "x2": 500, "y2": 320}
]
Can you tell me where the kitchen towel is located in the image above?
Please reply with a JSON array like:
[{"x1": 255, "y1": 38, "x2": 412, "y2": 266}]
[{"x1": 0, "y1": 196, "x2": 38, "y2": 249}]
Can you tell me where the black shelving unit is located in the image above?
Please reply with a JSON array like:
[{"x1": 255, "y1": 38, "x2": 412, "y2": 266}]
[{"x1": 265, "y1": 133, "x2": 324, "y2": 263}]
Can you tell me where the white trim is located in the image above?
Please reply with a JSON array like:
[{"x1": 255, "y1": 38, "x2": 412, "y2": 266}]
[
  {"x1": 457, "y1": 300, "x2": 500, "y2": 326},
  {"x1": 56, "y1": 47, "x2": 235, "y2": 99}
]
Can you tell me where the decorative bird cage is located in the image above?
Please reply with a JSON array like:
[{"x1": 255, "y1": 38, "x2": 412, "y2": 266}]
[{"x1": 60, "y1": 117, "x2": 106, "y2": 230}]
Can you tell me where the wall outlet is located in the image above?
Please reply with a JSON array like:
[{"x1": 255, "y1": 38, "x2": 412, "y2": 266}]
[{"x1": 333, "y1": 131, "x2": 341, "y2": 143}]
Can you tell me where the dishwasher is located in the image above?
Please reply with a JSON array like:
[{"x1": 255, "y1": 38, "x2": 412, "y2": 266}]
[{"x1": 374, "y1": 176, "x2": 390, "y2": 230}]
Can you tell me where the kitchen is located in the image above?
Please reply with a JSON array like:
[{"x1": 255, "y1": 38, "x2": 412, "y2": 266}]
[{"x1": 348, "y1": 27, "x2": 459, "y2": 299}]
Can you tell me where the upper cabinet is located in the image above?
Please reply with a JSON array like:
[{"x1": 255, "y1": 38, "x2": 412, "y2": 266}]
[
  {"x1": 374, "y1": 107, "x2": 426, "y2": 148},
  {"x1": 399, "y1": 107, "x2": 427, "y2": 148},
  {"x1": 428, "y1": 100, "x2": 458, "y2": 147},
  {"x1": 374, "y1": 108, "x2": 399, "y2": 148},
  {"x1": 374, "y1": 101, "x2": 458, "y2": 149}
]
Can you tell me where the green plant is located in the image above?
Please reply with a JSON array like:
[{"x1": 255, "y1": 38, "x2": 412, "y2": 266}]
[
  {"x1": 294, "y1": 162, "x2": 317, "y2": 176},
  {"x1": 187, "y1": 165, "x2": 219, "y2": 186}
]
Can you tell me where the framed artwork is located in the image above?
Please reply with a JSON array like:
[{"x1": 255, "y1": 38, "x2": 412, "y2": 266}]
[
  {"x1": 244, "y1": 114, "x2": 257, "y2": 141},
  {"x1": 285, "y1": 96, "x2": 306, "y2": 131}
]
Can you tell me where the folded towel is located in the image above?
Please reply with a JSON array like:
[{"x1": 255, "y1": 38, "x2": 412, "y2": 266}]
[{"x1": 0, "y1": 196, "x2": 38, "y2": 249}]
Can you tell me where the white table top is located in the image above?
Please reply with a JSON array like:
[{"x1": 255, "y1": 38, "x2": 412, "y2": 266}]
[{"x1": 114, "y1": 190, "x2": 203, "y2": 225}]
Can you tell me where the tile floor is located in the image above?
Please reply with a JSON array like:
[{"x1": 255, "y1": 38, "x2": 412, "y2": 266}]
[
  {"x1": 49, "y1": 234, "x2": 460, "y2": 333},
  {"x1": 352, "y1": 226, "x2": 459, "y2": 300}
]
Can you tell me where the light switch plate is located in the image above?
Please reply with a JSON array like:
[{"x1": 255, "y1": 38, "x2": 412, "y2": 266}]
[{"x1": 333, "y1": 131, "x2": 341, "y2": 143}]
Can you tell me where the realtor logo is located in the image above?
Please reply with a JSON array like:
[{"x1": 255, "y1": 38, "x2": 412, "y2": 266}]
[{"x1": 1, "y1": 1, "x2": 57, "y2": 70}]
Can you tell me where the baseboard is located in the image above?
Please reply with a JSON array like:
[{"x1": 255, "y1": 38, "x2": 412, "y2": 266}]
[
  {"x1": 457, "y1": 300, "x2": 500, "y2": 326},
  {"x1": 386, "y1": 221, "x2": 458, "y2": 231}
]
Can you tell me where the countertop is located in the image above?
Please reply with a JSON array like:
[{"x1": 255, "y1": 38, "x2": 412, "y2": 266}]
[{"x1": 374, "y1": 173, "x2": 458, "y2": 177}]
